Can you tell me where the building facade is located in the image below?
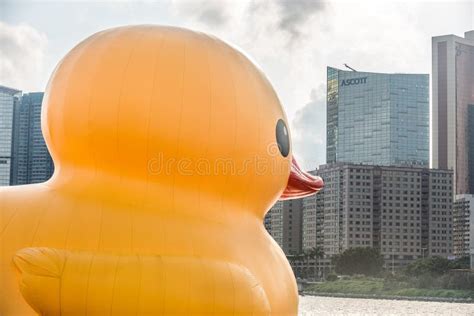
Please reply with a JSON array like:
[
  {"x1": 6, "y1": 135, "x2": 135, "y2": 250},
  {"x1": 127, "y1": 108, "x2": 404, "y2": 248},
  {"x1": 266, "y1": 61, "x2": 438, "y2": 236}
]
[
  {"x1": 432, "y1": 30, "x2": 474, "y2": 194},
  {"x1": 10, "y1": 92, "x2": 54, "y2": 185},
  {"x1": 326, "y1": 67, "x2": 429, "y2": 167},
  {"x1": 265, "y1": 201, "x2": 284, "y2": 247},
  {"x1": 302, "y1": 191, "x2": 325, "y2": 252},
  {"x1": 265, "y1": 199, "x2": 303, "y2": 255},
  {"x1": 301, "y1": 190, "x2": 330, "y2": 278},
  {"x1": 302, "y1": 163, "x2": 453, "y2": 271},
  {"x1": 452, "y1": 194, "x2": 473, "y2": 259},
  {"x1": 0, "y1": 86, "x2": 21, "y2": 186}
]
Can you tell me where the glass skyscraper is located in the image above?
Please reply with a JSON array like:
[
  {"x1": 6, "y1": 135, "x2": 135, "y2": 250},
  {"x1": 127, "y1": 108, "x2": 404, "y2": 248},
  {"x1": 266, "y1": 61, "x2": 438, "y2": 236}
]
[
  {"x1": 0, "y1": 86, "x2": 21, "y2": 186},
  {"x1": 432, "y1": 30, "x2": 474, "y2": 194},
  {"x1": 326, "y1": 67, "x2": 429, "y2": 167},
  {"x1": 10, "y1": 92, "x2": 54, "y2": 185}
]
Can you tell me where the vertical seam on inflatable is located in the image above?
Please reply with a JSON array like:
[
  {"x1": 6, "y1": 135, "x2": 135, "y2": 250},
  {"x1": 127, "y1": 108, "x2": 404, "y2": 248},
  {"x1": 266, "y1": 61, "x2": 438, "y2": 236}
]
[
  {"x1": 231, "y1": 45, "x2": 239, "y2": 183},
  {"x1": 197, "y1": 256, "x2": 212, "y2": 314},
  {"x1": 159, "y1": 255, "x2": 165, "y2": 316},
  {"x1": 86, "y1": 29, "x2": 122, "y2": 182},
  {"x1": 200, "y1": 33, "x2": 212, "y2": 224},
  {"x1": 237, "y1": 53, "x2": 252, "y2": 219},
  {"x1": 109, "y1": 254, "x2": 120, "y2": 315},
  {"x1": 83, "y1": 29, "x2": 123, "y2": 194},
  {"x1": 84, "y1": 252, "x2": 95, "y2": 316},
  {"x1": 144, "y1": 29, "x2": 165, "y2": 205},
  {"x1": 225, "y1": 40, "x2": 239, "y2": 216},
  {"x1": 255, "y1": 58, "x2": 262, "y2": 217},
  {"x1": 125, "y1": 26, "x2": 150, "y2": 256},
  {"x1": 58, "y1": 251, "x2": 68, "y2": 315},
  {"x1": 171, "y1": 31, "x2": 187, "y2": 216},
  {"x1": 225, "y1": 262, "x2": 235, "y2": 316},
  {"x1": 63, "y1": 195, "x2": 79, "y2": 250},
  {"x1": 202, "y1": 34, "x2": 215, "y2": 315},
  {"x1": 29, "y1": 195, "x2": 56, "y2": 247},
  {"x1": 135, "y1": 254, "x2": 142, "y2": 316},
  {"x1": 115, "y1": 28, "x2": 147, "y2": 190},
  {"x1": 130, "y1": 207, "x2": 134, "y2": 256},
  {"x1": 97, "y1": 202, "x2": 104, "y2": 250},
  {"x1": 60, "y1": 25, "x2": 109, "y2": 185},
  {"x1": 0, "y1": 206, "x2": 18, "y2": 237},
  {"x1": 41, "y1": 26, "x2": 98, "y2": 178}
]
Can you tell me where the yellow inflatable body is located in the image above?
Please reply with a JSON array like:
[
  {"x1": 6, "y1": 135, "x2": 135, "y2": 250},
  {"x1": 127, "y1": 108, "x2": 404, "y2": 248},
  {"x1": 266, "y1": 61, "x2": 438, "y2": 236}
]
[{"x1": 0, "y1": 25, "x2": 323, "y2": 315}]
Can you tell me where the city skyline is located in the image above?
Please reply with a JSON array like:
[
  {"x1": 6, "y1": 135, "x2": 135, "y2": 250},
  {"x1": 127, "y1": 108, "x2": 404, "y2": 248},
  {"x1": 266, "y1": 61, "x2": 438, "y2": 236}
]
[
  {"x1": 1, "y1": 2, "x2": 472, "y2": 270},
  {"x1": 1, "y1": 0, "x2": 472, "y2": 169}
]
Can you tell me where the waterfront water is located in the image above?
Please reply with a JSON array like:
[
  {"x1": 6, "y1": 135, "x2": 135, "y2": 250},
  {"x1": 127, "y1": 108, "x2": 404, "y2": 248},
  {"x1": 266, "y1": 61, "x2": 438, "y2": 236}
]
[{"x1": 299, "y1": 296, "x2": 473, "y2": 315}]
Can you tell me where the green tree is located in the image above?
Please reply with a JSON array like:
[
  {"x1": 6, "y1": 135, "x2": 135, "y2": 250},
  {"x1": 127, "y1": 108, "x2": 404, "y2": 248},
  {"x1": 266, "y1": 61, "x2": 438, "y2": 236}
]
[
  {"x1": 448, "y1": 256, "x2": 470, "y2": 270},
  {"x1": 404, "y1": 256, "x2": 451, "y2": 277},
  {"x1": 403, "y1": 256, "x2": 474, "y2": 290},
  {"x1": 306, "y1": 247, "x2": 324, "y2": 260},
  {"x1": 332, "y1": 247, "x2": 384, "y2": 276},
  {"x1": 287, "y1": 247, "x2": 325, "y2": 279},
  {"x1": 302, "y1": 247, "x2": 324, "y2": 279}
]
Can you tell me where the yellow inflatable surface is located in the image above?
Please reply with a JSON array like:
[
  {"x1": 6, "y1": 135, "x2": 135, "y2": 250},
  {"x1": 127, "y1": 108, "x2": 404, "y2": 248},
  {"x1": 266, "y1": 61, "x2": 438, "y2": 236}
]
[{"x1": 0, "y1": 25, "x2": 323, "y2": 315}]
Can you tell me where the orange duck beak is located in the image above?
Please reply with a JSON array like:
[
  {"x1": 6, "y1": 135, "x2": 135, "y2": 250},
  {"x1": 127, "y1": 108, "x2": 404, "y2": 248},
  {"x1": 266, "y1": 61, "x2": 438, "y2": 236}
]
[{"x1": 279, "y1": 157, "x2": 324, "y2": 200}]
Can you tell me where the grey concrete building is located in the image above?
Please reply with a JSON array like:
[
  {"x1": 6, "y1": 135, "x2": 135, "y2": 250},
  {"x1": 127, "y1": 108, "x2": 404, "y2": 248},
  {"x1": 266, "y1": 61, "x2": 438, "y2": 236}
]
[
  {"x1": 300, "y1": 190, "x2": 329, "y2": 278},
  {"x1": 452, "y1": 194, "x2": 473, "y2": 260},
  {"x1": 0, "y1": 86, "x2": 21, "y2": 186},
  {"x1": 265, "y1": 199, "x2": 303, "y2": 255},
  {"x1": 265, "y1": 201, "x2": 283, "y2": 247},
  {"x1": 302, "y1": 191, "x2": 325, "y2": 252},
  {"x1": 432, "y1": 30, "x2": 474, "y2": 194},
  {"x1": 302, "y1": 163, "x2": 453, "y2": 271}
]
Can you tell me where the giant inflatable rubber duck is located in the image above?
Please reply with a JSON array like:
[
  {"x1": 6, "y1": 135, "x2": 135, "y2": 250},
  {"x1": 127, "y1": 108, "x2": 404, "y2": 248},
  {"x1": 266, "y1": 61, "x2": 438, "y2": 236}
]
[{"x1": 0, "y1": 25, "x2": 323, "y2": 315}]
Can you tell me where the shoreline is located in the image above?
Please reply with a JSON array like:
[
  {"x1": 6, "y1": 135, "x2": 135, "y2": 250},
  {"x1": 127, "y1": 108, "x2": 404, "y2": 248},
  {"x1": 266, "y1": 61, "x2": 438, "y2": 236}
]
[{"x1": 301, "y1": 291, "x2": 474, "y2": 304}]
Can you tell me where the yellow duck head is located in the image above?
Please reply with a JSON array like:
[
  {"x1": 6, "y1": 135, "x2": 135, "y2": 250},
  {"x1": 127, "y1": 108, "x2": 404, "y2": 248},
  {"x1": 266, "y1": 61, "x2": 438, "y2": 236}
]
[{"x1": 43, "y1": 25, "x2": 322, "y2": 217}]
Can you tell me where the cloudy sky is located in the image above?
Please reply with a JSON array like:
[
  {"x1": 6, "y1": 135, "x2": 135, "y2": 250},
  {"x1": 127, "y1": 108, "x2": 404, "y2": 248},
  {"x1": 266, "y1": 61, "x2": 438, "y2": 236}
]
[{"x1": 1, "y1": 0, "x2": 472, "y2": 169}]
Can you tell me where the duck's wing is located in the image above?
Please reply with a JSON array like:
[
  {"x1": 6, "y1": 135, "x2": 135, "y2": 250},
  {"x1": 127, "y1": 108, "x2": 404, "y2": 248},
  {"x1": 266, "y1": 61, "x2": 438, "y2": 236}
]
[{"x1": 13, "y1": 247, "x2": 271, "y2": 315}]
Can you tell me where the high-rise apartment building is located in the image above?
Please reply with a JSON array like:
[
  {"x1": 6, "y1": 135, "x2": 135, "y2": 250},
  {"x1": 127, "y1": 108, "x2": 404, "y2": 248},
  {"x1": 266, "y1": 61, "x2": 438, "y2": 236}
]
[
  {"x1": 302, "y1": 163, "x2": 453, "y2": 270},
  {"x1": 10, "y1": 92, "x2": 54, "y2": 185},
  {"x1": 265, "y1": 199, "x2": 303, "y2": 255},
  {"x1": 300, "y1": 191, "x2": 329, "y2": 278},
  {"x1": 452, "y1": 194, "x2": 473, "y2": 259},
  {"x1": 0, "y1": 86, "x2": 21, "y2": 186},
  {"x1": 432, "y1": 30, "x2": 474, "y2": 194},
  {"x1": 265, "y1": 201, "x2": 283, "y2": 246},
  {"x1": 301, "y1": 191, "x2": 324, "y2": 252},
  {"x1": 326, "y1": 67, "x2": 429, "y2": 167}
]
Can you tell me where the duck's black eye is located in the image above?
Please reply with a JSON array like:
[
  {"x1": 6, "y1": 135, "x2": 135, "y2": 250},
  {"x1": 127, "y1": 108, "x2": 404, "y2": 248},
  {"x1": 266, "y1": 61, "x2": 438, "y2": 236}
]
[{"x1": 275, "y1": 119, "x2": 290, "y2": 157}]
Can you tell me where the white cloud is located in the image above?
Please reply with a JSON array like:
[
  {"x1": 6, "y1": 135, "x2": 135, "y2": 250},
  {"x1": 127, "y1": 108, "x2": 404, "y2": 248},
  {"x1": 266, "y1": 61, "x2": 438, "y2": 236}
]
[
  {"x1": 171, "y1": 0, "x2": 232, "y2": 27},
  {"x1": 1, "y1": 0, "x2": 471, "y2": 169},
  {"x1": 0, "y1": 22, "x2": 48, "y2": 91},
  {"x1": 292, "y1": 86, "x2": 326, "y2": 170},
  {"x1": 275, "y1": 0, "x2": 326, "y2": 46}
]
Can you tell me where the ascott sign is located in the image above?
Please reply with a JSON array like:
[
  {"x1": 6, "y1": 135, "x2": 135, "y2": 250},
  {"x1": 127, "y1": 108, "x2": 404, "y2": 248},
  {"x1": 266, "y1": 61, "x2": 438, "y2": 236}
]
[{"x1": 341, "y1": 77, "x2": 368, "y2": 86}]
